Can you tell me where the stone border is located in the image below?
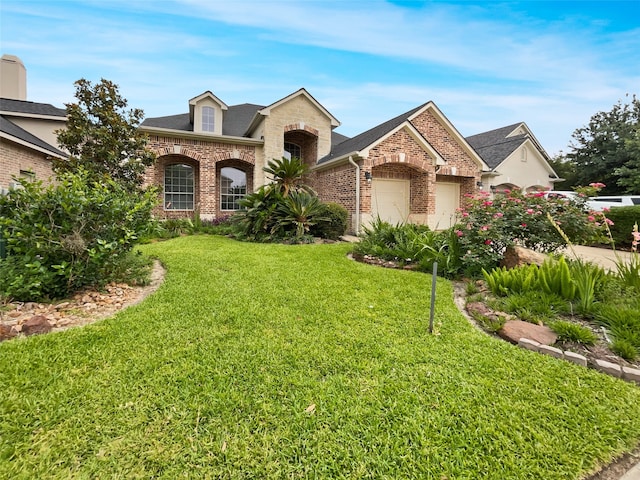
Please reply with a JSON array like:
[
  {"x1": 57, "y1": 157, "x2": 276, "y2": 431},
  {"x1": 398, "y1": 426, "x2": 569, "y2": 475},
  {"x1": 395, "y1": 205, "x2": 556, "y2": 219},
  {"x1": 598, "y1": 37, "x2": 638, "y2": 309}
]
[{"x1": 517, "y1": 337, "x2": 640, "y2": 385}]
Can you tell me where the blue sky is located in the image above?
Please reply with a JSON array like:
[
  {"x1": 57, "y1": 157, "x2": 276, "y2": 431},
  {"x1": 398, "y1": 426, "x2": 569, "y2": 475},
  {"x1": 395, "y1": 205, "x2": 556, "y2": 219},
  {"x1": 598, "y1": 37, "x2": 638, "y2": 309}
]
[{"x1": 1, "y1": 0, "x2": 639, "y2": 156}]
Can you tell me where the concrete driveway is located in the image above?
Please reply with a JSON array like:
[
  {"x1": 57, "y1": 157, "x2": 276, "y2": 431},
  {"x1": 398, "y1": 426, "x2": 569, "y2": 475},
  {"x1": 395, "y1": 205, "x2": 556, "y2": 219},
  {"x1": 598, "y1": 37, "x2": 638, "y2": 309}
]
[{"x1": 565, "y1": 245, "x2": 636, "y2": 272}]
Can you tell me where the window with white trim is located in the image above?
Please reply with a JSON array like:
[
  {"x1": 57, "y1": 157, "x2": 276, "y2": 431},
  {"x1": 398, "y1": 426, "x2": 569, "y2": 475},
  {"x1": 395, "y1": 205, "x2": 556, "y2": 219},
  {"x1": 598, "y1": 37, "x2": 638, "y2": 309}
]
[
  {"x1": 220, "y1": 167, "x2": 247, "y2": 211},
  {"x1": 164, "y1": 164, "x2": 194, "y2": 210},
  {"x1": 202, "y1": 106, "x2": 215, "y2": 132},
  {"x1": 284, "y1": 142, "x2": 302, "y2": 160}
]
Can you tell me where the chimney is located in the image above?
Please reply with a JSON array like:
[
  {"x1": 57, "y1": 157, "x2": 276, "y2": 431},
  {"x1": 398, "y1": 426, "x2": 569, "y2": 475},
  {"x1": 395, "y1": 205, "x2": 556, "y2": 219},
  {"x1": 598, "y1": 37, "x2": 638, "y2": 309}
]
[{"x1": 1, "y1": 54, "x2": 27, "y2": 100}]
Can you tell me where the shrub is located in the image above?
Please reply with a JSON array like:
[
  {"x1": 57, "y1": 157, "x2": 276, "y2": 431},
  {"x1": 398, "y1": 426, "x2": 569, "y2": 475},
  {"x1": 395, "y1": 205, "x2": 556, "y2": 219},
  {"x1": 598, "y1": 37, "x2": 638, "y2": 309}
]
[
  {"x1": 456, "y1": 190, "x2": 607, "y2": 275},
  {"x1": 550, "y1": 321, "x2": 597, "y2": 346},
  {"x1": 602, "y1": 206, "x2": 640, "y2": 248},
  {"x1": 0, "y1": 170, "x2": 156, "y2": 301},
  {"x1": 310, "y1": 202, "x2": 349, "y2": 240}
]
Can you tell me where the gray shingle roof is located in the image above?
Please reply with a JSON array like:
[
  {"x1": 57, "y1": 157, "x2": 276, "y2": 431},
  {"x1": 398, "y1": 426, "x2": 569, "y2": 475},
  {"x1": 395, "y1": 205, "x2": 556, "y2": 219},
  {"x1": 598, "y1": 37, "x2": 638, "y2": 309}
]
[
  {"x1": 318, "y1": 103, "x2": 428, "y2": 163},
  {"x1": 0, "y1": 115, "x2": 67, "y2": 157},
  {"x1": 465, "y1": 123, "x2": 525, "y2": 169},
  {"x1": 141, "y1": 103, "x2": 265, "y2": 137},
  {"x1": 0, "y1": 97, "x2": 67, "y2": 117}
]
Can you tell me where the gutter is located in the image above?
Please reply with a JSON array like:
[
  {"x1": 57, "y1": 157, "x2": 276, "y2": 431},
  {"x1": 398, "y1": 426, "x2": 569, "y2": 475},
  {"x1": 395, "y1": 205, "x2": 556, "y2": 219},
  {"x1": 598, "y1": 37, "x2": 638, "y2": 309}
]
[{"x1": 348, "y1": 155, "x2": 360, "y2": 236}]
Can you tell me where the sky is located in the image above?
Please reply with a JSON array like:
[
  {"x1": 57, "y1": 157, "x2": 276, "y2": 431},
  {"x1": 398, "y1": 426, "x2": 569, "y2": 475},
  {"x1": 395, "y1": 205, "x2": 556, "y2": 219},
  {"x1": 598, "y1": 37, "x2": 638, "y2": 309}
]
[{"x1": 1, "y1": 0, "x2": 639, "y2": 156}]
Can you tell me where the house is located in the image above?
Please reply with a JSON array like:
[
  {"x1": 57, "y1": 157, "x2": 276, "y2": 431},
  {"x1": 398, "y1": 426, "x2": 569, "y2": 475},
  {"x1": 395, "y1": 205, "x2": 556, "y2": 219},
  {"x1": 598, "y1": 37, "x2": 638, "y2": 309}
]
[
  {"x1": 5, "y1": 54, "x2": 563, "y2": 234},
  {"x1": 141, "y1": 91, "x2": 488, "y2": 232},
  {"x1": 465, "y1": 122, "x2": 561, "y2": 193},
  {"x1": 0, "y1": 54, "x2": 67, "y2": 193}
]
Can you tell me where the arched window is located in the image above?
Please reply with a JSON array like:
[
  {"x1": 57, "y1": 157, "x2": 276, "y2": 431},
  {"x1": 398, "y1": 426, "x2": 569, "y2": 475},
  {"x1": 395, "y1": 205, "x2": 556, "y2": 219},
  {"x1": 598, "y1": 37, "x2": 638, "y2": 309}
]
[
  {"x1": 164, "y1": 164, "x2": 194, "y2": 210},
  {"x1": 284, "y1": 142, "x2": 302, "y2": 160},
  {"x1": 202, "y1": 106, "x2": 215, "y2": 132},
  {"x1": 221, "y1": 167, "x2": 247, "y2": 210}
]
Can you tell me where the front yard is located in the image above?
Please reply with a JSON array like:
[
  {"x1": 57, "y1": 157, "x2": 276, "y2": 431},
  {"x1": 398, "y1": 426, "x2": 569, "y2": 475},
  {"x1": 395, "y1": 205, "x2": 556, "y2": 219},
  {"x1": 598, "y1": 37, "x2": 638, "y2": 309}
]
[{"x1": 1, "y1": 236, "x2": 640, "y2": 478}]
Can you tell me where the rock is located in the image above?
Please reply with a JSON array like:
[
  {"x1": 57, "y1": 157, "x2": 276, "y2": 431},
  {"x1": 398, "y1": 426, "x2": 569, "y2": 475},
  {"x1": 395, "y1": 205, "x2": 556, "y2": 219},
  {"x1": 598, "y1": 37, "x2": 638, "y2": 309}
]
[
  {"x1": 499, "y1": 320, "x2": 558, "y2": 345},
  {"x1": 501, "y1": 246, "x2": 548, "y2": 269},
  {"x1": 7, "y1": 310, "x2": 22, "y2": 318},
  {"x1": 466, "y1": 302, "x2": 493, "y2": 317},
  {"x1": 0, "y1": 324, "x2": 17, "y2": 341},
  {"x1": 21, "y1": 315, "x2": 53, "y2": 336}
]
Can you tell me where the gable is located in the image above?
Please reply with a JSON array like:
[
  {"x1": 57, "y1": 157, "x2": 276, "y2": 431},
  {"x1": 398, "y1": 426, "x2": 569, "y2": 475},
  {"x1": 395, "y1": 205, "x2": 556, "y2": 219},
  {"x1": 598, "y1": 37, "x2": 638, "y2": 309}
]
[{"x1": 409, "y1": 104, "x2": 488, "y2": 170}]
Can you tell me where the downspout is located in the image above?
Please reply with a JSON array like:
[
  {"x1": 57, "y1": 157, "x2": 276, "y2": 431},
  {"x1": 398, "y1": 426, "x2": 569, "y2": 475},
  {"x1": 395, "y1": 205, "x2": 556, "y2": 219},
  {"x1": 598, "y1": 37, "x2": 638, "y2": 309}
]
[{"x1": 348, "y1": 156, "x2": 360, "y2": 235}]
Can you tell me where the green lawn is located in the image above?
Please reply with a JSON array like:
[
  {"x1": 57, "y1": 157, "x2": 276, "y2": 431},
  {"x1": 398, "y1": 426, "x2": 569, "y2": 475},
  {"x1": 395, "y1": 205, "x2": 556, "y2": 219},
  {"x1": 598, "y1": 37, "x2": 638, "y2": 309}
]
[{"x1": 2, "y1": 236, "x2": 639, "y2": 479}]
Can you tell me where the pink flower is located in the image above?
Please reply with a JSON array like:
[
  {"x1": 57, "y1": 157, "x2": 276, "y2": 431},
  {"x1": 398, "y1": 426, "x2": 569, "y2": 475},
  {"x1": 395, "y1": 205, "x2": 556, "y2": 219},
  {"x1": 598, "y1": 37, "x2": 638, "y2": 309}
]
[
  {"x1": 481, "y1": 225, "x2": 489, "y2": 231},
  {"x1": 462, "y1": 212, "x2": 469, "y2": 217},
  {"x1": 526, "y1": 209, "x2": 534, "y2": 214},
  {"x1": 493, "y1": 212, "x2": 504, "y2": 218},
  {"x1": 589, "y1": 182, "x2": 606, "y2": 188},
  {"x1": 483, "y1": 201, "x2": 493, "y2": 206},
  {"x1": 603, "y1": 207, "x2": 610, "y2": 212},
  {"x1": 588, "y1": 215, "x2": 595, "y2": 222},
  {"x1": 455, "y1": 230, "x2": 464, "y2": 237},
  {"x1": 520, "y1": 223, "x2": 527, "y2": 228},
  {"x1": 484, "y1": 239, "x2": 493, "y2": 245},
  {"x1": 533, "y1": 192, "x2": 545, "y2": 198},
  {"x1": 605, "y1": 218, "x2": 614, "y2": 226}
]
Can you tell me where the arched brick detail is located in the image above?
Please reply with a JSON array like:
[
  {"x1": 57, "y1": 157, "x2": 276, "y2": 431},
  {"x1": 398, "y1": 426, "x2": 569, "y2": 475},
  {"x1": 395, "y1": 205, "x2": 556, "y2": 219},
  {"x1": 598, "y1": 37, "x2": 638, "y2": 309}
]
[
  {"x1": 150, "y1": 145, "x2": 203, "y2": 162},
  {"x1": 284, "y1": 123, "x2": 319, "y2": 136},
  {"x1": 369, "y1": 154, "x2": 432, "y2": 172}
]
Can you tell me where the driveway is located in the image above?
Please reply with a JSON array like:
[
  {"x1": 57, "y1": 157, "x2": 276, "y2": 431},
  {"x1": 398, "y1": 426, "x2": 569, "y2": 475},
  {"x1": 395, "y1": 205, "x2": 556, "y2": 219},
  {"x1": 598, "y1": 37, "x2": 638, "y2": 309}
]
[{"x1": 565, "y1": 245, "x2": 636, "y2": 272}]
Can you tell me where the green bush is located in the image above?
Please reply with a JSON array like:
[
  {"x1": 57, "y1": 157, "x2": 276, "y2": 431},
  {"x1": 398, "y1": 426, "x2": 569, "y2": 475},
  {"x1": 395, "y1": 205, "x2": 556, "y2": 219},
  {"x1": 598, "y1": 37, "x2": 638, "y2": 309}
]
[
  {"x1": 550, "y1": 320, "x2": 597, "y2": 345},
  {"x1": 602, "y1": 206, "x2": 640, "y2": 248},
  {"x1": 310, "y1": 202, "x2": 349, "y2": 240},
  {"x1": 456, "y1": 190, "x2": 607, "y2": 275},
  {"x1": 0, "y1": 170, "x2": 156, "y2": 301}
]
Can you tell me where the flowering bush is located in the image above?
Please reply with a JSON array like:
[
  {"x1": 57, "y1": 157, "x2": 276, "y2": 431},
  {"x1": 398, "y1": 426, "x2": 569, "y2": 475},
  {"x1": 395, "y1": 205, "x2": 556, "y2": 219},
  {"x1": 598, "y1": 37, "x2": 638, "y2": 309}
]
[{"x1": 455, "y1": 190, "x2": 608, "y2": 275}]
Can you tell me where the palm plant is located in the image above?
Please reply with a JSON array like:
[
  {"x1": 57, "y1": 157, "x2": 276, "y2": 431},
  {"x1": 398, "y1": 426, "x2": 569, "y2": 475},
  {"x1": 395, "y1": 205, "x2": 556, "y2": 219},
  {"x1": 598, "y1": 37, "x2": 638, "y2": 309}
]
[
  {"x1": 274, "y1": 191, "x2": 328, "y2": 238},
  {"x1": 263, "y1": 157, "x2": 314, "y2": 197}
]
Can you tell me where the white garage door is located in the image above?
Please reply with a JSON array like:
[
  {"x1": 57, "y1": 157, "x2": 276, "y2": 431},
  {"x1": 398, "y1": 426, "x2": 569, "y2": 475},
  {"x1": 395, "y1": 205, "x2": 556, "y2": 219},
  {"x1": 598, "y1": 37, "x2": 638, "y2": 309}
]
[
  {"x1": 371, "y1": 178, "x2": 409, "y2": 225},
  {"x1": 432, "y1": 182, "x2": 459, "y2": 230}
]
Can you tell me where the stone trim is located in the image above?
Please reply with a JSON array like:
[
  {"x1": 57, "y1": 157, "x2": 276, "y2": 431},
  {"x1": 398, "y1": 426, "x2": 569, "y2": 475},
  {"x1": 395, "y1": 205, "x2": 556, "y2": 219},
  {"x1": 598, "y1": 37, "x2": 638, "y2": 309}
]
[
  {"x1": 284, "y1": 122, "x2": 319, "y2": 136},
  {"x1": 516, "y1": 337, "x2": 640, "y2": 384}
]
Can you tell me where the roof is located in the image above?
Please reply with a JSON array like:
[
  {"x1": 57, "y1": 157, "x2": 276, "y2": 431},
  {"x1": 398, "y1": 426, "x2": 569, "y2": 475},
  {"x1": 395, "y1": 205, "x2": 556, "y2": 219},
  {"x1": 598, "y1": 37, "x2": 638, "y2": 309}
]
[
  {"x1": 0, "y1": 97, "x2": 67, "y2": 117},
  {"x1": 141, "y1": 103, "x2": 264, "y2": 137},
  {"x1": 0, "y1": 115, "x2": 67, "y2": 157},
  {"x1": 465, "y1": 123, "x2": 527, "y2": 169},
  {"x1": 318, "y1": 103, "x2": 428, "y2": 163}
]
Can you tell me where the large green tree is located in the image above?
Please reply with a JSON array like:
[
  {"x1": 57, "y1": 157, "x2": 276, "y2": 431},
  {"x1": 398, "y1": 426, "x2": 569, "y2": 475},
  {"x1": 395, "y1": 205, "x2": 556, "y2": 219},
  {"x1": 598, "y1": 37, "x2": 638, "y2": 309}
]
[
  {"x1": 566, "y1": 95, "x2": 640, "y2": 195},
  {"x1": 54, "y1": 78, "x2": 156, "y2": 190}
]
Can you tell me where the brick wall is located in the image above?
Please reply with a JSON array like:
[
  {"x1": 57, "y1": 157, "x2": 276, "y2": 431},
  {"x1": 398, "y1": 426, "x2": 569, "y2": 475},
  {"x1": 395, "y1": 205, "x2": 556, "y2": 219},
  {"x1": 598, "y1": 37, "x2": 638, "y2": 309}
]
[
  {"x1": 0, "y1": 139, "x2": 55, "y2": 190},
  {"x1": 144, "y1": 135, "x2": 257, "y2": 219}
]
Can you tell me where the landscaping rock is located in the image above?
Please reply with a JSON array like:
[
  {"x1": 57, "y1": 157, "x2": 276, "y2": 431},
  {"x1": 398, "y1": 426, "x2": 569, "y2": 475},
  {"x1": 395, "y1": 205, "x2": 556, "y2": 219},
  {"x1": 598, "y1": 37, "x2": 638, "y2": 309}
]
[
  {"x1": 518, "y1": 338, "x2": 540, "y2": 352},
  {"x1": 499, "y1": 320, "x2": 557, "y2": 345},
  {"x1": 622, "y1": 366, "x2": 640, "y2": 384},
  {"x1": 594, "y1": 359, "x2": 622, "y2": 378},
  {"x1": 501, "y1": 246, "x2": 548, "y2": 269},
  {"x1": 539, "y1": 344, "x2": 564, "y2": 359},
  {"x1": 466, "y1": 302, "x2": 493, "y2": 317},
  {"x1": 0, "y1": 324, "x2": 17, "y2": 341},
  {"x1": 21, "y1": 315, "x2": 53, "y2": 336},
  {"x1": 564, "y1": 351, "x2": 588, "y2": 367}
]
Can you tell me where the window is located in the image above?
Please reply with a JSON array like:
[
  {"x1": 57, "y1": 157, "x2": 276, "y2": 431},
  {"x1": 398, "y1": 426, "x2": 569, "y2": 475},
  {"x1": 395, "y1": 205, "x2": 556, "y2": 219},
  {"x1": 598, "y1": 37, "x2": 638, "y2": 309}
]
[
  {"x1": 19, "y1": 170, "x2": 35, "y2": 181},
  {"x1": 202, "y1": 106, "x2": 215, "y2": 132},
  {"x1": 284, "y1": 142, "x2": 302, "y2": 160},
  {"x1": 164, "y1": 164, "x2": 194, "y2": 210},
  {"x1": 220, "y1": 167, "x2": 246, "y2": 211}
]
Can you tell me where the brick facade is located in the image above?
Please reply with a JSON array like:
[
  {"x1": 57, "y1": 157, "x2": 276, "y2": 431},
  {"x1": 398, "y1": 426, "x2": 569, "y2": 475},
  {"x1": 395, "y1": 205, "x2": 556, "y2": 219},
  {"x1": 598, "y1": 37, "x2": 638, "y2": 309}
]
[
  {"x1": 144, "y1": 135, "x2": 257, "y2": 219},
  {"x1": 0, "y1": 139, "x2": 55, "y2": 190}
]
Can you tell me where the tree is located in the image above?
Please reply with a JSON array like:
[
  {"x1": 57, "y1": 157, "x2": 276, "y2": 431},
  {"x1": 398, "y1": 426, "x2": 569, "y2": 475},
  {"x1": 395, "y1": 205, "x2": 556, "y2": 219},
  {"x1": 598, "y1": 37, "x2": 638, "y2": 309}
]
[
  {"x1": 547, "y1": 153, "x2": 578, "y2": 189},
  {"x1": 54, "y1": 78, "x2": 156, "y2": 190},
  {"x1": 566, "y1": 95, "x2": 640, "y2": 195}
]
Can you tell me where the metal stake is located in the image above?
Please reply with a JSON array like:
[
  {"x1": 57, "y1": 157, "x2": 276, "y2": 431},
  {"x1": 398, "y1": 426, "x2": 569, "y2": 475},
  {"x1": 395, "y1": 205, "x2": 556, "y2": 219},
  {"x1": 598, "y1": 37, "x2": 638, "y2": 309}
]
[{"x1": 429, "y1": 262, "x2": 437, "y2": 333}]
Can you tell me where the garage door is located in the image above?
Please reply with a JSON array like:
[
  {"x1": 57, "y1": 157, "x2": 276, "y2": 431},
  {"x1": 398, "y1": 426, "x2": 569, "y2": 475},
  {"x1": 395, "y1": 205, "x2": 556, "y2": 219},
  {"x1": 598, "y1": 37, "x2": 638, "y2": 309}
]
[
  {"x1": 371, "y1": 179, "x2": 409, "y2": 225},
  {"x1": 432, "y1": 182, "x2": 459, "y2": 230}
]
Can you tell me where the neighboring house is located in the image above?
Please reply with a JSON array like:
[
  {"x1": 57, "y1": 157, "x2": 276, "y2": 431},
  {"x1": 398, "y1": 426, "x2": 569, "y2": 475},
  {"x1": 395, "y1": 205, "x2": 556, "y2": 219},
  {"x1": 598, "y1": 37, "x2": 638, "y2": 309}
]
[
  {"x1": 0, "y1": 54, "x2": 67, "y2": 193},
  {"x1": 466, "y1": 122, "x2": 561, "y2": 194},
  {"x1": 142, "y1": 92, "x2": 488, "y2": 232}
]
